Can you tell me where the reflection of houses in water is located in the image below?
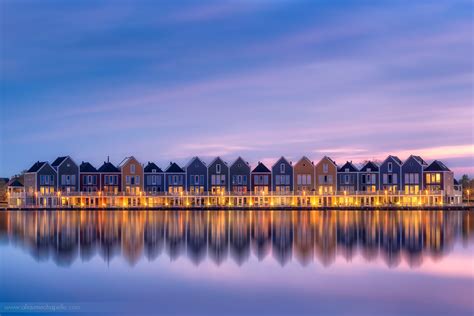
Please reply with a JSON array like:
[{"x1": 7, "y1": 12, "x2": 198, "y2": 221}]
[
  {"x1": 272, "y1": 211, "x2": 293, "y2": 266},
  {"x1": 1, "y1": 210, "x2": 472, "y2": 268},
  {"x1": 166, "y1": 211, "x2": 186, "y2": 260},
  {"x1": 144, "y1": 211, "x2": 165, "y2": 261},
  {"x1": 251, "y1": 211, "x2": 272, "y2": 261},
  {"x1": 229, "y1": 211, "x2": 250, "y2": 265},
  {"x1": 187, "y1": 211, "x2": 207, "y2": 265},
  {"x1": 293, "y1": 211, "x2": 314, "y2": 265},
  {"x1": 208, "y1": 211, "x2": 228, "y2": 265}
]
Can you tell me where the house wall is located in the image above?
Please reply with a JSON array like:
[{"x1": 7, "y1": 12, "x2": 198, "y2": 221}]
[
  {"x1": 251, "y1": 172, "x2": 272, "y2": 193},
  {"x1": 271, "y1": 158, "x2": 293, "y2": 193},
  {"x1": 208, "y1": 158, "x2": 229, "y2": 194},
  {"x1": 57, "y1": 157, "x2": 79, "y2": 192},
  {"x1": 165, "y1": 173, "x2": 185, "y2": 193},
  {"x1": 100, "y1": 173, "x2": 121, "y2": 193},
  {"x1": 144, "y1": 173, "x2": 164, "y2": 193},
  {"x1": 121, "y1": 158, "x2": 144, "y2": 194},
  {"x1": 401, "y1": 156, "x2": 424, "y2": 194},
  {"x1": 358, "y1": 171, "x2": 380, "y2": 192},
  {"x1": 293, "y1": 158, "x2": 315, "y2": 193},
  {"x1": 80, "y1": 173, "x2": 99, "y2": 192},
  {"x1": 186, "y1": 159, "x2": 208, "y2": 193},
  {"x1": 379, "y1": 158, "x2": 402, "y2": 191},
  {"x1": 337, "y1": 172, "x2": 358, "y2": 193},
  {"x1": 315, "y1": 157, "x2": 337, "y2": 194},
  {"x1": 230, "y1": 158, "x2": 250, "y2": 193}
]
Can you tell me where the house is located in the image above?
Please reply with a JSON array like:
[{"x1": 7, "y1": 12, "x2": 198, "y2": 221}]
[
  {"x1": 24, "y1": 161, "x2": 57, "y2": 206},
  {"x1": 207, "y1": 157, "x2": 229, "y2": 195},
  {"x1": 229, "y1": 157, "x2": 251, "y2": 194},
  {"x1": 401, "y1": 155, "x2": 427, "y2": 195},
  {"x1": 315, "y1": 156, "x2": 337, "y2": 195},
  {"x1": 358, "y1": 161, "x2": 380, "y2": 193},
  {"x1": 80, "y1": 162, "x2": 99, "y2": 192},
  {"x1": 144, "y1": 162, "x2": 164, "y2": 194},
  {"x1": 185, "y1": 157, "x2": 207, "y2": 194},
  {"x1": 98, "y1": 159, "x2": 121, "y2": 194},
  {"x1": 293, "y1": 156, "x2": 315, "y2": 194},
  {"x1": 119, "y1": 156, "x2": 143, "y2": 195},
  {"x1": 165, "y1": 162, "x2": 185, "y2": 194},
  {"x1": 379, "y1": 156, "x2": 402, "y2": 192},
  {"x1": 424, "y1": 160, "x2": 455, "y2": 203},
  {"x1": 251, "y1": 162, "x2": 272, "y2": 194},
  {"x1": 337, "y1": 161, "x2": 359, "y2": 193},
  {"x1": 52, "y1": 156, "x2": 79, "y2": 193},
  {"x1": 271, "y1": 157, "x2": 293, "y2": 194},
  {"x1": 7, "y1": 178, "x2": 24, "y2": 207}
]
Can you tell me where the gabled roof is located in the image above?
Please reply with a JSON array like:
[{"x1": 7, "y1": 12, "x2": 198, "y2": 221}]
[
  {"x1": 425, "y1": 160, "x2": 451, "y2": 172},
  {"x1": 252, "y1": 162, "x2": 271, "y2": 173},
  {"x1": 165, "y1": 162, "x2": 184, "y2": 173},
  {"x1": 51, "y1": 156, "x2": 68, "y2": 167},
  {"x1": 185, "y1": 156, "x2": 206, "y2": 168},
  {"x1": 8, "y1": 179, "x2": 23, "y2": 187},
  {"x1": 98, "y1": 161, "x2": 120, "y2": 173},
  {"x1": 338, "y1": 161, "x2": 359, "y2": 172},
  {"x1": 144, "y1": 162, "x2": 163, "y2": 173},
  {"x1": 230, "y1": 156, "x2": 250, "y2": 168},
  {"x1": 272, "y1": 156, "x2": 292, "y2": 168},
  {"x1": 411, "y1": 155, "x2": 427, "y2": 166},
  {"x1": 316, "y1": 156, "x2": 337, "y2": 168},
  {"x1": 80, "y1": 162, "x2": 97, "y2": 173},
  {"x1": 27, "y1": 161, "x2": 47, "y2": 173},
  {"x1": 118, "y1": 156, "x2": 140, "y2": 168},
  {"x1": 208, "y1": 156, "x2": 228, "y2": 167},
  {"x1": 360, "y1": 161, "x2": 379, "y2": 172},
  {"x1": 295, "y1": 156, "x2": 313, "y2": 166},
  {"x1": 383, "y1": 155, "x2": 402, "y2": 165},
  {"x1": 454, "y1": 179, "x2": 460, "y2": 185}
]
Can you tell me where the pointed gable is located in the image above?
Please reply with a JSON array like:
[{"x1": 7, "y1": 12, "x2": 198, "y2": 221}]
[
  {"x1": 252, "y1": 162, "x2": 271, "y2": 173},
  {"x1": 8, "y1": 179, "x2": 24, "y2": 187},
  {"x1": 382, "y1": 155, "x2": 402, "y2": 166},
  {"x1": 144, "y1": 162, "x2": 163, "y2": 173},
  {"x1": 338, "y1": 161, "x2": 358, "y2": 172},
  {"x1": 425, "y1": 160, "x2": 451, "y2": 172},
  {"x1": 230, "y1": 156, "x2": 250, "y2": 170},
  {"x1": 80, "y1": 162, "x2": 97, "y2": 173},
  {"x1": 412, "y1": 155, "x2": 428, "y2": 166},
  {"x1": 98, "y1": 161, "x2": 120, "y2": 173},
  {"x1": 295, "y1": 156, "x2": 313, "y2": 168},
  {"x1": 272, "y1": 156, "x2": 291, "y2": 168},
  {"x1": 27, "y1": 161, "x2": 46, "y2": 173},
  {"x1": 316, "y1": 156, "x2": 337, "y2": 168},
  {"x1": 360, "y1": 161, "x2": 379, "y2": 172},
  {"x1": 185, "y1": 156, "x2": 206, "y2": 169},
  {"x1": 118, "y1": 156, "x2": 140, "y2": 169},
  {"x1": 51, "y1": 156, "x2": 68, "y2": 168},
  {"x1": 165, "y1": 162, "x2": 184, "y2": 173}
]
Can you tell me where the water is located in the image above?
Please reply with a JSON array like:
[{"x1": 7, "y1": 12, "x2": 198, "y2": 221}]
[{"x1": 1, "y1": 210, "x2": 473, "y2": 316}]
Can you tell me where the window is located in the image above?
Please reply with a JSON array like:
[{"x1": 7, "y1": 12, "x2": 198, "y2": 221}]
[
  {"x1": 371, "y1": 174, "x2": 376, "y2": 184},
  {"x1": 323, "y1": 163, "x2": 328, "y2": 173},
  {"x1": 152, "y1": 175, "x2": 157, "y2": 185},
  {"x1": 306, "y1": 174, "x2": 311, "y2": 185},
  {"x1": 135, "y1": 176, "x2": 140, "y2": 185},
  {"x1": 243, "y1": 175, "x2": 247, "y2": 185},
  {"x1": 195, "y1": 175, "x2": 199, "y2": 185},
  {"x1": 88, "y1": 175, "x2": 92, "y2": 185},
  {"x1": 297, "y1": 175, "x2": 302, "y2": 185},
  {"x1": 126, "y1": 176, "x2": 131, "y2": 185},
  {"x1": 280, "y1": 163, "x2": 285, "y2": 174},
  {"x1": 275, "y1": 176, "x2": 281, "y2": 185},
  {"x1": 130, "y1": 164, "x2": 136, "y2": 174},
  {"x1": 344, "y1": 175, "x2": 349, "y2": 184},
  {"x1": 216, "y1": 164, "x2": 221, "y2": 174},
  {"x1": 388, "y1": 162, "x2": 392, "y2": 172}
]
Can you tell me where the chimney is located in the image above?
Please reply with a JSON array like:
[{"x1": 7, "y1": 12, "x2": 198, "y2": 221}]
[{"x1": 107, "y1": 156, "x2": 110, "y2": 163}]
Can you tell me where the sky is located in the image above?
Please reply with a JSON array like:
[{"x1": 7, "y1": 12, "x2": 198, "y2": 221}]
[{"x1": 1, "y1": 0, "x2": 473, "y2": 177}]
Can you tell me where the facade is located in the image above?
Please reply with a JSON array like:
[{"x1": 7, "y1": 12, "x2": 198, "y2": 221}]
[
  {"x1": 271, "y1": 157, "x2": 293, "y2": 194},
  {"x1": 358, "y1": 161, "x2": 380, "y2": 193},
  {"x1": 207, "y1": 157, "x2": 229, "y2": 195},
  {"x1": 80, "y1": 162, "x2": 99, "y2": 192},
  {"x1": 251, "y1": 162, "x2": 271, "y2": 194},
  {"x1": 337, "y1": 161, "x2": 359, "y2": 193},
  {"x1": 293, "y1": 156, "x2": 315, "y2": 194},
  {"x1": 379, "y1": 156, "x2": 402, "y2": 192},
  {"x1": 185, "y1": 157, "x2": 207, "y2": 194},
  {"x1": 144, "y1": 162, "x2": 164, "y2": 194},
  {"x1": 7, "y1": 178, "x2": 24, "y2": 207},
  {"x1": 98, "y1": 160, "x2": 121, "y2": 194},
  {"x1": 230, "y1": 157, "x2": 250, "y2": 194},
  {"x1": 165, "y1": 162, "x2": 185, "y2": 194},
  {"x1": 424, "y1": 160, "x2": 454, "y2": 203},
  {"x1": 401, "y1": 155, "x2": 427, "y2": 195},
  {"x1": 24, "y1": 161, "x2": 57, "y2": 205},
  {"x1": 315, "y1": 156, "x2": 337, "y2": 195},
  {"x1": 52, "y1": 156, "x2": 79, "y2": 193},
  {"x1": 119, "y1": 156, "x2": 143, "y2": 194}
]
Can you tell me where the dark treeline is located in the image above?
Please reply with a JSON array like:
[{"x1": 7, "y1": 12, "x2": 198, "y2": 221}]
[{"x1": 0, "y1": 210, "x2": 473, "y2": 268}]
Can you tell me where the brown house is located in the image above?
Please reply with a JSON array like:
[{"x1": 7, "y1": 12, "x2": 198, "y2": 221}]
[
  {"x1": 293, "y1": 156, "x2": 315, "y2": 194},
  {"x1": 119, "y1": 156, "x2": 144, "y2": 194},
  {"x1": 315, "y1": 156, "x2": 337, "y2": 195}
]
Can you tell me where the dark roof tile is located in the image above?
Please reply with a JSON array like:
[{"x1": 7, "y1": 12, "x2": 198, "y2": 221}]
[
  {"x1": 425, "y1": 160, "x2": 451, "y2": 172},
  {"x1": 27, "y1": 161, "x2": 46, "y2": 173},
  {"x1": 338, "y1": 161, "x2": 359, "y2": 172},
  {"x1": 165, "y1": 162, "x2": 184, "y2": 173},
  {"x1": 98, "y1": 162, "x2": 120, "y2": 173},
  {"x1": 360, "y1": 161, "x2": 379, "y2": 172},
  {"x1": 52, "y1": 156, "x2": 68, "y2": 167},
  {"x1": 252, "y1": 162, "x2": 271, "y2": 173},
  {"x1": 80, "y1": 162, "x2": 97, "y2": 173},
  {"x1": 144, "y1": 162, "x2": 163, "y2": 173}
]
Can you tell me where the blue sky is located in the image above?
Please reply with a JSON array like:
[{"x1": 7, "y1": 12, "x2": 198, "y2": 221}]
[{"x1": 1, "y1": 0, "x2": 473, "y2": 176}]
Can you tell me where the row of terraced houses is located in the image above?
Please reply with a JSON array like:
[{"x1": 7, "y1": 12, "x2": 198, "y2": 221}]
[{"x1": 6, "y1": 155, "x2": 462, "y2": 208}]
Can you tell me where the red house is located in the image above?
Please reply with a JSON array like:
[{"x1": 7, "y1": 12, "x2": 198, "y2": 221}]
[
  {"x1": 98, "y1": 159, "x2": 121, "y2": 194},
  {"x1": 80, "y1": 161, "x2": 100, "y2": 192}
]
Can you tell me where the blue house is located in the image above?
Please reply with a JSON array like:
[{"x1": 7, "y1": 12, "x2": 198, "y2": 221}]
[
  {"x1": 52, "y1": 156, "x2": 79, "y2": 193},
  {"x1": 207, "y1": 157, "x2": 229, "y2": 195},
  {"x1": 337, "y1": 161, "x2": 359, "y2": 193},
  {"x1": 358, "y1": 161, "x2": 380, "y2": 193},
  {"x1": 165, "y1": 162, "x2": 185, "y2": 194},
  {"x1": 230, "y1": 157, "x2": 251, "y2": 194},
  {"x1": 379, "y1": 156, "x2": 402, "y2": 192},
  {"x1": 401, "y1": 155, "x2": 427, "y2": 194},
  {"x1": 251, "y1": 162, "x2": 272, "y2": 194},
  {"x1": 144, "y1": 162, "x2": 164, "y2": 194},
  {"x1": 23, "y1": 161, "x2": 57, "y2": 206},
  {"x1": 271, "y1": 156, "x2": 293, "y2": 194},
  {"x1": 185, "y1": 157, "x2": 207, "y2": 194}
]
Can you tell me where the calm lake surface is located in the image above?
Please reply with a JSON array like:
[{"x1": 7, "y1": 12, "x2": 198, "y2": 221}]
[{"x1": 1, "y1": 210, "x2": 473, "y2": 316}]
